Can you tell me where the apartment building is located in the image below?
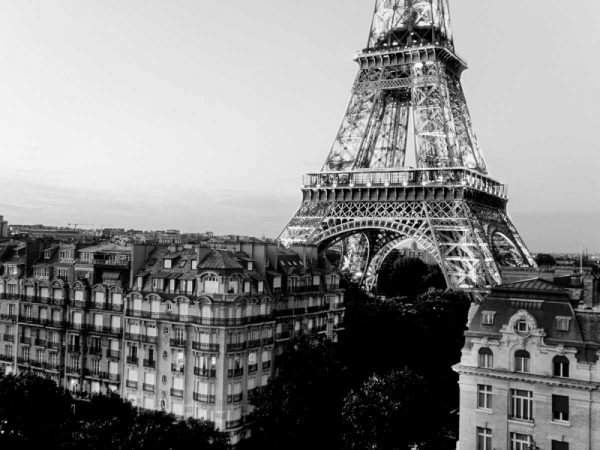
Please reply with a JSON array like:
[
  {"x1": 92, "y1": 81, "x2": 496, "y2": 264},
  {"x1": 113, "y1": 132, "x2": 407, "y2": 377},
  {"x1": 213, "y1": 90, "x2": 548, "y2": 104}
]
[
  {"x1": 455, "y1": 279, "x2": 600, "y2": 450},
  {"x1": 0, "y1": 239, "x2": 344, "y2": 444}
]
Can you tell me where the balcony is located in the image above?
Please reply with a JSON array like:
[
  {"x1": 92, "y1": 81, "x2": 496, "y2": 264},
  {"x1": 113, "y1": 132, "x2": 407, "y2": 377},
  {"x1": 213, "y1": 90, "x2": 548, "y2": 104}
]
[
  {"x1": 227, "y1": 368, "x2": 244, "y2": 378},
  {"x1": 20, "y1": 336, "x2": 32, "y2": 345},
  {"x1": 227, "y1": 393, "x2": 243, "y2": 403},
  {"x1": 108, "y1": 373, "x2": 120, "y2": 382},
  {"x1": 143, "y1": 383, "x2": 155, "y2": 393},
  {"x1": 34, "y1": 339, "x2": 47, "y2": 347},
  {"x1": 126, "y1": 380, "x2": 138, "y2": 389},
  {"x1": 170, "y1": 388, "x2": 184, "y2": 398},
  {"x1": 17, "y1": 357, "x2": 31, "y2": 365},
  {"x1": 71, "y1": 300, "x2": 88, "y2": 309},
  {"x1": 262, "y1": 361, "x2": 271, "y2": 370},
  {"x1": 227, "y1": 342, "x2": 246, "y2": 352},
  {"x1": 261, "y1": 337, "x2": 275, "y2": 346},
  {"x1": 106, "y1": 350, "x2": 121, "y2": 359},
  {"x1": 141, "y1": 335, "x2": 157, "y2": 344},
  {"x1": 49, "y1": 320, "x2": 65, "y2": 328},
  {"x1": 247, "y1": 340, "x2": 261, "y2": 349},
  {"x1": 47, "y1": 341, "x2": 61, "y2": 350},
  {"x1": 170, "y1": 338, "x2": 186, "y2": 348},
  {"x1": 0, "y1": 354, "x2": 13, "y2": 362},
  {"x1": 111, "y1": 303, "x2": 124, "y2": 312},
  {"x1": 2, "y1": 334, "x2": 14, "y2": 342},
  {"x1": 275, "y1": 331, "x2": 291, "y2": 341},
  {"x1": 126, "y1": 356, "x2": 139, "y2": 365},
  {"x1": 248, "y1": 364, "x2": 258, "y2": 373},
  {"x1": 0, "y1": 314, "x2": 17, "y2": 323},
  {"x1": 91, "y1": 302, "x2": 106, "y2": 310},
  {"x1": 125, "y1": 332, "x2": 141, "y2": 341},
  {"x1": 171, "y1": 364, "x2": 184, "y2": 373},
  {"x1": 69, "y1": 323, "x2": 88, "y2": 331},
  {"x1": 68, "y1": 345, "x2": 82, "y2": 353},
  {"x1": 143, "y1": 359, "x2": 156, "y2": 368},
  {"x1": 225, "y1": 419, "x2": 243, "y2": 430},
  {"x1": 194, "y1": 367, "x2": 216, "y2": 378},
  {"x1": 193, "y1": 393, "x2": 216, "y2": 404},
  {"x1": 192, "y1": 342, "x2": 219, "y2": 352},
  {"x1": 66, "y1": 365, "x2": 81, "y2": 374},
  {"x1": 84, "y1": 369, "x2": 108, "y2": 379}
]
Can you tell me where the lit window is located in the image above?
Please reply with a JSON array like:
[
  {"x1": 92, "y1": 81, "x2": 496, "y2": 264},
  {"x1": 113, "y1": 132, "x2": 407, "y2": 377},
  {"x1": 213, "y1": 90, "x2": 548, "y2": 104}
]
[
  {"x1": 476, "y1": 427, "x2": 492, "y2": 450},
  {"x1": 510, "y1": 389, "x2": 533, "y2": 421},
  {"x1": 556, "y1": 316, "x2": 571, "y2": 332},
  {"x1": 481, "y1": 311, "x2": 495, "y2": 325},
  {"x1": 477, "y1": 385, "x2": 492, "y2": 410},
  {"x1": 478, "y1": 348, "x2": 493, "y2": 369},
  {"x1": 510, "y1": 432, "x2": 532, "y2": 450},
  {"x1": 514, "y1": 350, "x2": 530, "y2": 373}
]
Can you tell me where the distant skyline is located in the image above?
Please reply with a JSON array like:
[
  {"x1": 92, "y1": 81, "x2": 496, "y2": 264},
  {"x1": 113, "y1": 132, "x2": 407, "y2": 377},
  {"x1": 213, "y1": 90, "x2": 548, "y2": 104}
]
[{"x1": 1, "y1": 0, "x2": 599, "y2": 253}]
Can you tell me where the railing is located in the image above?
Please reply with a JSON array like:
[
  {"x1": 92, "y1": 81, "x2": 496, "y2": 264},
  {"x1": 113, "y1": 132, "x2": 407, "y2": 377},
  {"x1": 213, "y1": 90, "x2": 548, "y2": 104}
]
[
  {"x1": 227, "y1": 393, "x2": 243, "y2": 403},
  {"x1": 170, "y1": 388, "x2": 183, "y2": 398},
  {"x1": 192, "y1": 342, "x2": 219, "y2": 352},
  {"x1": 261, "y1": 337, "x2": 275, "y2": 346},
  {"x1": 247, "y1": 340, "x2": 261, "y2": 349},
  {"x1": 0, "y1": 354, "x2": 13, "y2": 362},
  {"x1": 286, "y1": 285, "x2": 323, "y2": 294},
  {"x1": 17, "y1": 357, "x2": 31, "y2": 365},
  {"x1": 71, "y1": 300, "x2": 88, "y2": 309},
  {"x1": 262, "y1": 361, "x2": 272, "y2": 370},
  {"x1": 193, "y1": 393, "x2": 216, "y2": 404},
  {"x1": 47, "y1": 341, "x2": 61, "y2": 350},
  {"x1": 171, "y1": 364, "x2": 184, "y2": 373},
  {"x1": 141, "y1": 335, "x2": 157, "y2": 344},
  {"x1": 170, "y1": 339, "x2": 186, "y2": 348},
  {"x1": 227, "y1": 342, "x2": 246, "y2": 352},
  {"x1": 2, "y1": 334, "x2": 15, "y2": 342},
  {"x1": 143, "y1": 383, "x2": 155, "y2": 393},
  {"x1": 34, "y1": 339, "x2": 47, "y2": 347},
  {"x1": 66, "y1": 365, "x2": 81, "y2": 374},
  {"x1": 303, "y1": 168, "x2": 508, "y2": 198},
  {"x1": 126, "y1": 356, "x2": 139, "y2": 365},
  {"x1": 227, "y1": 368, "x2": 244, "y2": 378},
  {"x1": 89, "y1": 325, "x2": 104, "y2": 334},
  {"x1": 126, "y1": 380, "x2": 138, "y2": 389},
  {"x1": 20, "y1": 336, "x2": 32, "y2": 345},
  {"x1": 225, "y1": 419, "x2": 243, "y2": 430},
  {"x1": 106, "y1": 350, "x2": 121, "y2": 359},
  {"x1": 88, "y1": 346, "x2": 102, "y2": 356},
  {"x1": 275, "y1": 331, "x2": 291, "y2": 340},
  {"x1": 92, "y1": 258, "x2": 129, "y2": 267},
  {"x1": 108, "y1": 373, "x2": 120, "y2": 382},
  {"x1": 194, "y1": 367, "x2": 216, "y2": 378},
  {"x1": 68, "y1": 345, "x2": 82, "y2": 353},
  {"x1": 0, "y1": 314, "x2": 17, "y2": 322},
  {"x1": 248, "y1": 364, "x2": 258, "y2": 373},
  {"x1": 83, "y1": 369, "x2": 108, "y2": 379},
  {"x1": 143, "y1": 359, "x2": 156, "y2": 368},
  {"x1": 125, "y1": 332, "x2": 141, "y2": 341}
]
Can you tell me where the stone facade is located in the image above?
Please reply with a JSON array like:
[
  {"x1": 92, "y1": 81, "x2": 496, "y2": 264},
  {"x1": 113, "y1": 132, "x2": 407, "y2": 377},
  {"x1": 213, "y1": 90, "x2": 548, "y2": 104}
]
[
  {"x1": 0, "y1": 240, "x2": 344, "y2": 445},
  {"x1": 455, "y1": 279, "x2": 600, "y2": 450}
]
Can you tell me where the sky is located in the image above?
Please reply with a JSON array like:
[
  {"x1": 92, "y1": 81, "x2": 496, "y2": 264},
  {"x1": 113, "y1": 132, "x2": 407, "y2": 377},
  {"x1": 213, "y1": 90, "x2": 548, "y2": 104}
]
[{"x1": 0, "y1": 0, "x2": 599, "y2": 253}]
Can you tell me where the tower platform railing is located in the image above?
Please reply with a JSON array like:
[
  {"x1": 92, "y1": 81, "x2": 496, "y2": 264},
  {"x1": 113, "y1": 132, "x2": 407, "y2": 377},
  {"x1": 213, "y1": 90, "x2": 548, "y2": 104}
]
[{"x1": 302, "y1": 168, "x2": 507, "y2": 198}]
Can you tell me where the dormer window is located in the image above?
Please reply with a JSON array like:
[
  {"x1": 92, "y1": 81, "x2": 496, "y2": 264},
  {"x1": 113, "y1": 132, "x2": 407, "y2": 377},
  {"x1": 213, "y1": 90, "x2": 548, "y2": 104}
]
[
  {"x1": 556, "y1": 316, "x2": 571, "y2": 332},
  {"x1": 164, "y1": 259, "x2": 172, "y2": 269},
  {"x1": 44, "y1": 250, "x2": 52, "y2": 259},
  {"x1": 191, "y1": 260, "x2": 198, "y2": 270},
  {"x1": 515, "y1": 320, "x2": 531, "y2": 335},
  {"x1": 481, "y1": 311, "x2": 496, "y2": 325},
  {"x1": 247, "y1": 262, "x2": 253, "y2": 271}
]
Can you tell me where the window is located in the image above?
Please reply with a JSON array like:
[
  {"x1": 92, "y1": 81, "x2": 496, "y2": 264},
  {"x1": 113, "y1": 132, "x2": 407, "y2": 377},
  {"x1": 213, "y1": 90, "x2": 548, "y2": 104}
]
[
  {"x1": 510, "y1": 389, "x2": 533, "y2": 421},
  {"x1": 556, "y1": 316, "x2": 571, "y2": 332},
  {"x1": 515, "y1": 320, "x2": 531, "y2": 335},
  {"x1": 203, "y1": 276, "x2": 219, "y2": 294},
  {"x1": 510, "y1": 433, "x2": 532, "y2": 450},
  {"x1": 514, "y1": 350, "x2": 530, "y2": 373},
  {"x1": 553, "y1": 355, "x2": 569, "y2": 378},
  {"x1": 552, "y1": 441, "x2": 569, "y2": 450},
  {"x1": 478, "y1": 348, "x2": 493, "y2": 368},
  {"x1": 477, "y1": 385, "x2": 492, "y2": 410},
  {"x1": 552, "y1": 395, "x2": 569, "y2": 422},
  {"x1": 164, "y1": 259, "x2": 172, "y2": 269},
  {"x1": 481, "y1": 311, "x2": 495, "y2": 325},
  {"x1": 476, "y1": 427, "x2": 492, "y2": 450}
]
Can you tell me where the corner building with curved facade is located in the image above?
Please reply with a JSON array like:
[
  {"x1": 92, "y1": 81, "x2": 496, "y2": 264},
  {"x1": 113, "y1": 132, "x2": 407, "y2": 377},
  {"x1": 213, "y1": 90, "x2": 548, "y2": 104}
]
[{"x1": 0, "y1": 240, "x2": 344, "y2": 444}]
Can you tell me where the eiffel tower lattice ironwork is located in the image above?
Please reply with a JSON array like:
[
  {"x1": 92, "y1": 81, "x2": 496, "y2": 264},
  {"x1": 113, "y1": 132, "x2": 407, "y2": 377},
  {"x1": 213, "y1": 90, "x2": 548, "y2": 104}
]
[{"x1": 280, "y1": 0, "x2": 536, "y2": 291}]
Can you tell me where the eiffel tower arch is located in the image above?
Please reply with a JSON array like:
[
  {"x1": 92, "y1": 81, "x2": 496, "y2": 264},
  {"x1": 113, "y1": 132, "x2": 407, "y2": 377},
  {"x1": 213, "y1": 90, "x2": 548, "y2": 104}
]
[{"x1": 280, "y1": 0, "x2": 536, "y2": 292}]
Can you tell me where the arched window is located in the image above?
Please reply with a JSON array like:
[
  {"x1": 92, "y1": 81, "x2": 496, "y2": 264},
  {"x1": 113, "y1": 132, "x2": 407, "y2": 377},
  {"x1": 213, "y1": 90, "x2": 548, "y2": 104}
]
[
  {"x1": 203, "y1": 275, "x2": 220, "y2": 294},
  {"x1": 515, "y1": 350, "x2": 530, "y2": 373},
  {"x1": 478, "y1": 348, "x2": 493, "y2": 368},
  {"x1": 553, "y1": 355, "x2": 569, "y2": 378}
]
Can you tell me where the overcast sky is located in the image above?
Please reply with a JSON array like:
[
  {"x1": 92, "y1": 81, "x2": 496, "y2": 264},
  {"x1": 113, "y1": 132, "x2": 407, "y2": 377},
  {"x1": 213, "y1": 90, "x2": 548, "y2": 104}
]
[{"x1": 0, "y1": 0, "x2": 599, "y2": 252}]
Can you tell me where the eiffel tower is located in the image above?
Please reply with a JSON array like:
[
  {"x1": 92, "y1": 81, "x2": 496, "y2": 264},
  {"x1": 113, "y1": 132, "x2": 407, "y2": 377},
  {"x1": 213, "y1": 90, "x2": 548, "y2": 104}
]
[{"x1": 280, "y1": 0, "x2": 536, "y2": 291}]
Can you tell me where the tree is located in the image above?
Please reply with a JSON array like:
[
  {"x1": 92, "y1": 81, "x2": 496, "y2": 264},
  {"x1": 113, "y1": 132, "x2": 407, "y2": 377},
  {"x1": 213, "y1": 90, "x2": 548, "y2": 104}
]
[
  {"x1": 242, "y1": 337, "x2": 347, "y2": 450},
  {"x1": 342, "y1": 369, "x2": 445, "y2": 450},
  {"x1": 0, "y1": 373, "x2": 73, "y2": 448},
  {"x1": 377, "y1": 255, "x2": 445, "y2": 299},
  {"x1": 535, "y1": 253, "x2": 556, "y2": 267}
]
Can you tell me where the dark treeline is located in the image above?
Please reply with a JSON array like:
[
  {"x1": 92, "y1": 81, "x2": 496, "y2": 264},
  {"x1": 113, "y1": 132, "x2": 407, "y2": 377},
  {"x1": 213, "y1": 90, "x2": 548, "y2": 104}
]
[{"x1": 242, "y1": 257, "x2": 470, "y2": 450}]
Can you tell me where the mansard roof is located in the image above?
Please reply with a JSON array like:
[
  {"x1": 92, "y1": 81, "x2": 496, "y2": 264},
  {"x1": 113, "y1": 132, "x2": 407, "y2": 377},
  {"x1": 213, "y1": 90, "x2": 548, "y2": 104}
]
[{"x1": 197, "y1": 249, "x2": 243, "y2": 271}]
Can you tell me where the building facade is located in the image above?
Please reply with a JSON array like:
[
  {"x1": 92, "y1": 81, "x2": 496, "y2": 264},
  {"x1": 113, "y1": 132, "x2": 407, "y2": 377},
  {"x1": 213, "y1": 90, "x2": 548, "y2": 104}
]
[
  {"x1": 455, "y1": 279, "x2": 600, "y2": 450},
  {"x1": 0, "y1": 240, "x2": 344, "y2": 444}
]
